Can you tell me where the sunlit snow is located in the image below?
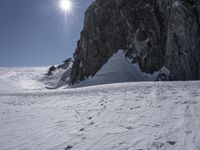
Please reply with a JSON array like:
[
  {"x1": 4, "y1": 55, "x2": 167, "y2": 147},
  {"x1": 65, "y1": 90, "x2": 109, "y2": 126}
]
[{"x1": 0, "y1": 66, "x2": 200, "y2": 150}]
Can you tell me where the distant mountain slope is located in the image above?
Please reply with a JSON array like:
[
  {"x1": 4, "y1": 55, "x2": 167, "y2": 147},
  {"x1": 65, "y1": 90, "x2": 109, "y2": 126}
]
[
  {"x1": 0, "y1": 59, "x2": 73, "y2": 92},
  {"x1": 70, "y1": 0, "x2": 200, "y2": 84},
  {"x1": 43, "y1": 58, "x2": 73, "y2": 89},
  {"x1": 0, "y1": 67, "x2": 48, "y2": 93}
]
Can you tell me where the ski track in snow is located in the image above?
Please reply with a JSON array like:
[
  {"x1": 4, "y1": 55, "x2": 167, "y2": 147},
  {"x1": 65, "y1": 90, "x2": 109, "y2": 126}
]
[{"x1": 1, "y1": 79, "x2": 200, "y2": 150}]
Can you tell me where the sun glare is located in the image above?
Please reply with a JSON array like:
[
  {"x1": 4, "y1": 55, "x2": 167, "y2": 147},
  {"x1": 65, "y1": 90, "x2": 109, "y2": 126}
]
[
  {"x1": 57, "y1": 0, "x2": 78, "y2": 23},
  {"x1": 60, "y1": 0, "x2": 72, "y2": 11}
]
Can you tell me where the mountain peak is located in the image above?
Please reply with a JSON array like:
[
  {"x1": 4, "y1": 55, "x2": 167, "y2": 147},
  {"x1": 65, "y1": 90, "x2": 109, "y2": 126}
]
[{"x1": 70, "y1": 0, "x2": 200, "y2": 84}]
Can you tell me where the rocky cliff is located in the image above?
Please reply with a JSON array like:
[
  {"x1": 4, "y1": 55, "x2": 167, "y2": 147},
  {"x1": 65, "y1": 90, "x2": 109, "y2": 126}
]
[{"x1": 70, "y1": 0, "x2": 200, "y2": 84}]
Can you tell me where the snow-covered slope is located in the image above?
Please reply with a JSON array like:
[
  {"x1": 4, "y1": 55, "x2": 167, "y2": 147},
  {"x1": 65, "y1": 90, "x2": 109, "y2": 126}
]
[
  {"x1": 0, "y1": 63, "x2": 72, "y2": 93},
  {"x1": 0, "y1": 67, "x2": 200, "y2": 150},
  {"x1": 0, "y1": 67, "x2": 48, "y2": 93},
  {"x1": 43, "y1": 60, "x2": 73, "y2": 89},
  {"x1": 78, "y1": 50, "x2": 168, "y2": 87}
]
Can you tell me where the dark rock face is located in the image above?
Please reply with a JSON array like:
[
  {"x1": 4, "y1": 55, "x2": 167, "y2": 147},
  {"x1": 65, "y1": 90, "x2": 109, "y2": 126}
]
[{"x1": 70, "y1": 0, "x2": 200, "y2": 84}]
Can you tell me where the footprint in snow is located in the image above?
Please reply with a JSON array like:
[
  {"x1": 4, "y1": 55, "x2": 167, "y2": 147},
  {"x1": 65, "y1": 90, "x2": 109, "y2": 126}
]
[
  {"x1": 79, "y1": 128, "x2": 84, "y2": 131},
  {"x1": 153, "y1": 124, "x2": 160, "y2": 127},
  {"x1": 126, "y1": 126, "x2": 133, "y2": 130},
  {"x1": 167, "y1": 141, "x2": 176, "y2": 145},
  {"x1": 134, "y1": 106, "x2": 141, "y2": 109},
  {"x1": 65, "y1": 145, "x2": 73, "y2": 150},
  {"x1": 100, "y1": 103, "x2": 106, "y2": 108},
  {"x1": 152, "y1": 142, "x2": 165, "y2": 149},
  {"x1": 88, "y1": 116, "x2": 92, "y2": 120},
  {"x1": 89, "y1": 122, "x2": 95, "y2": 125}
]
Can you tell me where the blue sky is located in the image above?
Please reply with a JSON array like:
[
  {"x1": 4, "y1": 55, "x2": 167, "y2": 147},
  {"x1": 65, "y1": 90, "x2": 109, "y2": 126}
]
[{"x1": 0, "y1": 0, "x2": 93, "y2": 67}]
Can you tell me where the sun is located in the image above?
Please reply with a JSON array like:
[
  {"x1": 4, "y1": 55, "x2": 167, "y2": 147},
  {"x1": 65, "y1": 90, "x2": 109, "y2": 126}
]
[
  {"x1": 60, "y1": 0, "x2": 72, "y2": 11},
  {"x1": 57, "y1": 0, "x2": 77, "y2": 22}
]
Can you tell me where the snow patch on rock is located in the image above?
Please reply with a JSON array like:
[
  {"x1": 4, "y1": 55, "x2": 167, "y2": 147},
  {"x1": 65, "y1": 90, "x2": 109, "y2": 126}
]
[
  {"x1": 43, "y1": 60, "x2": 73, "y2": 89},
  {"x1": 77, "y1": 50, "x2": 170, "y2": 87}
]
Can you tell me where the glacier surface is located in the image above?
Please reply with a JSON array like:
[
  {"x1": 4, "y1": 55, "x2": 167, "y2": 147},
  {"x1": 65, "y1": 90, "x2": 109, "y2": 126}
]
[{"x1": 0, "y1": 67, "x2": 200, "y2": 150}]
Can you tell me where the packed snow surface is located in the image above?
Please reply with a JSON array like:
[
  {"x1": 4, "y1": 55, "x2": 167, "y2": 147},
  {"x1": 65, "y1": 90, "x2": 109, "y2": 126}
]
[{"x1": 0, "y1": 67, "x2": 200, "y2": 150}]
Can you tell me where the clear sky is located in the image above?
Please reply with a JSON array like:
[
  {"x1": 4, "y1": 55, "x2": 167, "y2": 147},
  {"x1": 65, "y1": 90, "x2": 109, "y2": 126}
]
[{"x1": 0, "y1": 0, "x2": 93, "y2": 67}]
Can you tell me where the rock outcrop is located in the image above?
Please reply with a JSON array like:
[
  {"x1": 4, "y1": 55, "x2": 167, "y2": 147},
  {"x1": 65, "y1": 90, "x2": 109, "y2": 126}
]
[
  {"x1": 70, "y1": 0, "x2": 200, "y2": 84},
  {"x1": 44, "y1": 58, "x2": 73, "y2": 88}
]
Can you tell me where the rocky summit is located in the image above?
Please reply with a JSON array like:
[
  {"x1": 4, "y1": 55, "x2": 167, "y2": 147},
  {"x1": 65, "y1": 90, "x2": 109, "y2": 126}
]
[{"x1": 70, "y1": 0, "x2": 200, "y2": 84}]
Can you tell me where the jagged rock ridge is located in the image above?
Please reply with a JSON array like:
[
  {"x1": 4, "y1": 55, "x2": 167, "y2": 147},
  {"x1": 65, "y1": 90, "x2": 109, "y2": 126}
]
[
  {"x1": 44, "y1": 58, "x2": 73, "y2": 88},
  {"x1": 70, "y1": 0, "x2": 200, "y2": 84}
]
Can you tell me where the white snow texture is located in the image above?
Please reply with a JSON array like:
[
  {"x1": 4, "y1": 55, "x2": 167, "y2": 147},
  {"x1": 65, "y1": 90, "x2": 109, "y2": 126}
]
[
  {"x1": 0, "y1": 52, "x2": 200, "y2": 150},
  {"x1": 78, "y1": 50, "x2": 168, "y2": 86}
]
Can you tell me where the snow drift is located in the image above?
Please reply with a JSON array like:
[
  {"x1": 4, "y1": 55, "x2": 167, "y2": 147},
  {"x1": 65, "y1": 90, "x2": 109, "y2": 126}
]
[{"x1": 78, "y1": 50, "x2": 169, "y2": 87}]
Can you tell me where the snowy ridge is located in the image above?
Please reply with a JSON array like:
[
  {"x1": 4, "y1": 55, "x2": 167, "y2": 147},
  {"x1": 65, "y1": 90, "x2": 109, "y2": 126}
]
[
  {"x1": 78, "y1": 50, "x2": 168, "y2": 87},
  {"x1": 43, "y1": 60, "x2": 73, "y2": 89}
]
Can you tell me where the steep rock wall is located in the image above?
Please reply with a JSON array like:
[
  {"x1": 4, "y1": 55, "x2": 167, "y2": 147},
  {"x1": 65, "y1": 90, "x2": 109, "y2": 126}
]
[{"x1": 70, "y1": 0, "x2": 200, "y2": 84}]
